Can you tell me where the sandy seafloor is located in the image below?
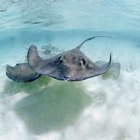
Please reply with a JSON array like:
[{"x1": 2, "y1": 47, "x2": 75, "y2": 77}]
[{"x1": 1, "y1": 0, "x2": 140, "y2": 140}]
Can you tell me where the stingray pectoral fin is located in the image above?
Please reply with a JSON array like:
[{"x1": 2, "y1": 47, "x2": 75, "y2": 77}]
[
  {"x1": 96, "y1": 54, "x2": 112, "y2": 75},
  {"x1": 95, "y1": 59, "x2": 121, "y2": 79},
  {"x1": 81, "y1": 54, "x2": 112, "y2": 80},
  {"x1": 27, "y1": 45, "x2": 59, "y2": 76},
  {"x1": 27, "y1": 45, "x2": 48, "y2": 73},
  {"x1": 95, "y1": 60, "x2": 106, "y2": 67},
  {"x1": 6, "y1": 63, "x2": 41, "y2": 82},
  {"x1": 27, "y1": 45, "x2": 41, "y2": 68},
  {"x1": 101, "y1": 62, "x2": 121, "y2": 80},
  {"x1": 95, "y1": 58, "x2": 120, "y2": 74}
]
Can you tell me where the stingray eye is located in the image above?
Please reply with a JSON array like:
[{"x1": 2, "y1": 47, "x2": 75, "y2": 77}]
[
  {"x1": 80, "y1": 58, "x2": 86, "y2": 67},
  {"x1": 57, "y1": 56, "x2": 63, "y2": 64},
  {"x1": 16, "y1": 64, "x2": 20, "y2": 66}
]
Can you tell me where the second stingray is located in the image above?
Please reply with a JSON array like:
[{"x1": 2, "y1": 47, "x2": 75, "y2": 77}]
[{"x1": 27, "y1": 36, "x2": 118, "y2": 81}]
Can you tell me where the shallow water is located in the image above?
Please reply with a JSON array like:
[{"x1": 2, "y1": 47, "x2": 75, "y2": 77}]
[{"x1": 1, "y1": 0, "x2": 140, "y2": 140}]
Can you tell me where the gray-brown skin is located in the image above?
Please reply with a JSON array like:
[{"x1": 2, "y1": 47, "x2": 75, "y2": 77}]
[
  {"x1": 27, "y1": 36, "x2": 112, "y2": 81},
  {"x1": 6, "y1": 63, "x2": 41, "y2": 82}
]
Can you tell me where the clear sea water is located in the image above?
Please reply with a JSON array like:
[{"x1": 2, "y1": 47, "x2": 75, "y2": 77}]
[{"x1": 1, "y1": 0, "x2": 140, "y2": 140}]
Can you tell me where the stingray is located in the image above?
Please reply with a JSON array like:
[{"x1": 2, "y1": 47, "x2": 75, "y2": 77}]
[
  {"x1": 6, "y1": 63, "x2": 41, "y2": 82},
  {"x1": 27, "y1": 36, "x2": 113, "y2": 81}
]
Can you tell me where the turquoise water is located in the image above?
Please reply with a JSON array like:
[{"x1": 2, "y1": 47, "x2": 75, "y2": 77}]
[{"x1": 1, "y1": 0, "x2": 140, "y2": 140}]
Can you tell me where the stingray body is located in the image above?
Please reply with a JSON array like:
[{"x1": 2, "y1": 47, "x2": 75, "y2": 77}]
[
  {"x1": 27, "y1": 36, "x2": 112, "y2": 81},
  {"x1": 6, "y1": 63, "x2": 40, "y2": 82}
]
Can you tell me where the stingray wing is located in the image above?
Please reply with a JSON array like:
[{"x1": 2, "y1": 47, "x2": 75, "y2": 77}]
[
  {"x1": 6, "y1": 63, "x2": 40, "y2": 82},
  {"x1": 95, "y1": 60, "x2": 121, "y2": 79},
  {"x1": 27, "y1": 45, "x2": 68, "y2": 80}
]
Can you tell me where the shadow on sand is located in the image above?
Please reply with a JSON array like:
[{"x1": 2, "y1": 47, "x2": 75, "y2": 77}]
[{"x1": 4, "y1": 77, "x2": 91, "y2": 134}]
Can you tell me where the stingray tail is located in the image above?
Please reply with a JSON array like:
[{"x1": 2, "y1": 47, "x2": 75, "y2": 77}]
[{"x1": 76, "y1": 36, "x2": 111, "y2": 49}]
